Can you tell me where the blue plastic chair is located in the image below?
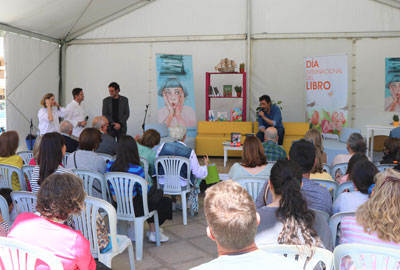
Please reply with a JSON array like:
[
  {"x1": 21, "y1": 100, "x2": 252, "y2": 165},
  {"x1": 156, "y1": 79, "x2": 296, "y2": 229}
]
[
  {"x1": 17, "y1": 151, "x2": 33, "y2": 165},
  {"x1": 236, "y1": 178, "x2": 266, "y2": 202},
  {"x1": 311, "y1": 179, "x2": 338, "y2": 201},
  {"x1": 323, "y1": 163, "x2": 331, "y2": 174},
  {"x1": 11, "y1": 191, "x2": 37, "y2": 214},
  {"x1": 334, "y1": 243, "x2": 400, "y2": 270},
  {"x1": 335, "y1": 181, "x2": 354, "y2": 200},
  {"x1": 22, "y1": 165, "x2": 35, "y2": 188}
]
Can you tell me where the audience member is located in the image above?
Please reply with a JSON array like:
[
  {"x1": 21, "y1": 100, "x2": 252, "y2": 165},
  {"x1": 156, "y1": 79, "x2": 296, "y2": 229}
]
[
  {"x1": 380, "y1": 137, "x2": 400, "y2": 164},
  {"x1": 256, "y1": 95, "x2": 285, "y2": 145},
  {"x1": 192, "y1": 180, "x2": 299, "y2": 270},
  {"x1": 340, "y1": 168, "x2": 400, "y2": 249},
  {"x1": 331, "y1": 132, "x2": 366, "y2": 167},
  {"x1": 30, "y1": 132, "x2": 72, "y2": 193},
  {"x1": 29, "y1": 135, "x2": 42, "y2": 165},
  {"x1": 156, "y1": 125, "x2": 208, "y2": 214},
  {"x1": 66, "y1": 128, "x2": 106, "y2": 174},
  {"x1": 333, "y1": 160, "x2": 378, "y2": 214},
  {"x1": 305, "y1": 128, "x2": 333, "y2": 181},
  {"x1": 107, "y1": 135, "x2": 172, "y2": 242},
  {"x1": 229, "y1": 135, "x2": 270, "y2": 180},
  {"x1": 59, "y1": 120, "x2": 79, "y2": 153},
  {"x1": 256, "y1": 139, "x2": 332, "y2": 215},
  {"x1": 338, "y1": 153, "x2": 368, "y2": 184},
  {"x1": 0, "y1": 131, "x2": 23, "y2": 190},
  {"x1": 92, "y1": 116, "x2": 117, "y2": 156},
  {"x1": 38, "y1": 93, "x2": 66, "y2": 135},
  {"x1": 137, "y1": 129, "x2": 161, "y2": 185},
  {"x1": 64, "y1": 88, "x2": 87, "y2": 137},
  {"x1": 8, "y1": 173, "x2": 96, "y2": 269},
  {"x1": 262, "y1": 127, "x2": 286, "y2": 161},
  {"x1": 0, "y1": 188, "x2": 15, "y2": 236},
  {"x1": 255, "y1": 160, "x2": 332, "y2": 250}
]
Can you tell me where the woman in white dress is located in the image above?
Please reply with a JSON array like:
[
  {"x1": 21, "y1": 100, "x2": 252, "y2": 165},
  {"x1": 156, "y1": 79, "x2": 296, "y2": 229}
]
[{"x1": 38, "y1": 93, "x2": 66, "y2": 135}]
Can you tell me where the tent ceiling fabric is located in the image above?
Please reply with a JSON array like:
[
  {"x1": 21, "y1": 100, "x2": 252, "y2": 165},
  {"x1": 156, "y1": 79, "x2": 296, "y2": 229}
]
[{"x1": 0, "y1": 0, "x2": 142, "y2": 39}]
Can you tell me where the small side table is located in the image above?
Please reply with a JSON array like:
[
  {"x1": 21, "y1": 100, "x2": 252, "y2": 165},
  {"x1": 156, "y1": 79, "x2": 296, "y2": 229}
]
[{"x1": 223, "y1": 145, "x2": 243, "y2": 167}]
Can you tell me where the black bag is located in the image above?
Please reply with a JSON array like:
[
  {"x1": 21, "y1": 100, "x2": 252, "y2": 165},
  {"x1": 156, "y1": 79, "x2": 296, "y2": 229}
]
[{"x1": 147, "y1": 184, "x2": 163, "y2": 206}]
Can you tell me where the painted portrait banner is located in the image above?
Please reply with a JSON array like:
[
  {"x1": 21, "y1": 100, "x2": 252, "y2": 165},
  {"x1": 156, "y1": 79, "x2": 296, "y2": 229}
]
[
  {"x1": 305, "y1": 54, "x2": 348, "y2": 134},
  {"x1": 384, "y1": 58, "x2": 400, "y2": 112},
  {"x1": 156, "y1": 54, "x2": 196, "y2": 137}
]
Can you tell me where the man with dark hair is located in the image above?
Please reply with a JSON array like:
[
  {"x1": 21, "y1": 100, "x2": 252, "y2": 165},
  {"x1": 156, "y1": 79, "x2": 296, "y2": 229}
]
[
  {"x1": 257, "y1": 95, "x2": 284, "y2": 145},
  {"x1": 256, "y1": 139, "x2": 332, "y2": 215},
  {"x1": 102, "y1": 82, "x2": 130, "y2": 141},
  {"x1": 65, "y1": 87, "x2": 87, "y2": 137},
  {"x1": 192, "y1": 180, "x2": 299, "y2": 270}
]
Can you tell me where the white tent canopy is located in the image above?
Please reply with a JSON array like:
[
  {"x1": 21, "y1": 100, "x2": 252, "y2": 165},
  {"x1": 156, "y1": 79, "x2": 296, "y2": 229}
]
[{"x1": 1, "y1": 0, "x2": 400, "y2": 146}]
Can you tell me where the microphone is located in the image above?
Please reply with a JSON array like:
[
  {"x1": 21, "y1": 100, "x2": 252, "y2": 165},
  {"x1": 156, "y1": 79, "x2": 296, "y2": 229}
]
[{"x1": 85, "y1": 116, "x2": 89, "y2": 121}]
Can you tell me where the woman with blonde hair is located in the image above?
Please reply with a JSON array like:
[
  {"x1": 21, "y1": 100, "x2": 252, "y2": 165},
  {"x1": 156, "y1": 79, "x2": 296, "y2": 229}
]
[
  {"x1": 38, "y1": 93, "x2": 66, "y2": 135},
  {"x1": 228, "y1": 135, "x2": 270, "y2": 180},
  {"x1": 340, "y1": 168, "x2": 400, "y2": 249},
  {"x1": 304, "y1": 128, "x2": 333, "y2": 181}
]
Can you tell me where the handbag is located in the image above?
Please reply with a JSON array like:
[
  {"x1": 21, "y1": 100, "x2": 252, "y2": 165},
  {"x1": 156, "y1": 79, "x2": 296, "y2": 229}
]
[{"x1": 147, "y1": 184, "x2": 163, "y2": 206}]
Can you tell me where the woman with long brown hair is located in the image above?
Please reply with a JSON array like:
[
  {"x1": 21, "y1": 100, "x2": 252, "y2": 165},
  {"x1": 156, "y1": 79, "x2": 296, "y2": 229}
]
[{"x1": 0, "y1": 131, "x2": 24, "y2": 190}]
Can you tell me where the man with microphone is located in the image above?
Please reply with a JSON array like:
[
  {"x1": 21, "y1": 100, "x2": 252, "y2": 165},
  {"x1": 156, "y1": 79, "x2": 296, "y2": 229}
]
[{"x1": 65, "y1": 88, "x2": 87, "y2": 137}]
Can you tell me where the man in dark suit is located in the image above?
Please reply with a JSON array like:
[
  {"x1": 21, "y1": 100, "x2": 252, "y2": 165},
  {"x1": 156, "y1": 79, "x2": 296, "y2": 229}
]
[
  {"x1": 92, "y1": 116, "x2": 117, "y2": 156},
  {"x1": 59, "y1": 120, "x2": 79, "y2": 153},
  {"x1": 102, "y1": 82, "x2": 130, "y2": 141}
]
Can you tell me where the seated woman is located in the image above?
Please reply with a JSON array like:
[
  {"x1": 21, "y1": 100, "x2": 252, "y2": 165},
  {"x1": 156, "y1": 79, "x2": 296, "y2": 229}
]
[
  {"x1": 228, "y1": 135, "x2": 270, "y2": 180},
  {"x1": 333, "y1": 160, "x2": 378, "y2": 214},
  {"x1": 30, "y1": 132, "x2": 72, "y2": 193},
  {"x1": 137, "y1": 129, "x2": 161, "y2": 185},
  {"x1": 156, "y1": 125, "x2": 208, "y2": 213},
  {"x1": 255, "y1": 160, "x2": 333, "y2": 251},
  {"x1": 340, "y1": 168, "x2": 400, "y2": 249},
  {"x1": 305, "y1": 128, "x2": 333, "y2": 181},
  {"x1": 380, "y1": 137, "x2": 400, "y2": 164},
  {"x1": 107, "y1": 135, "x2": 172, "y2": 242},
  {"x1": 7, "y1": 173, "x2": 96, "y2": 270},
  {"x1": 0, "y1": 131, "x2": 24, "y2": 190},
  {"x1": 66, "y1": 127, "x2": 106, "y2": 174},
  {"x1": 338, "y1": 152, "x2": 368, "y2": 184}
]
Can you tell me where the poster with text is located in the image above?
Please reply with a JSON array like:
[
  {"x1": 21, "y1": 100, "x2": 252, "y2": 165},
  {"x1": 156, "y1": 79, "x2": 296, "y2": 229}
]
[
  {"x1": 384, "y1": 58, "x2": 400, "y2": 112},
  {"x1": 305, "y1": 54, "x2": 348, "y2": 134},
  {"x1": 156, "y1": 54, "x2": 196, "y2": 137}
]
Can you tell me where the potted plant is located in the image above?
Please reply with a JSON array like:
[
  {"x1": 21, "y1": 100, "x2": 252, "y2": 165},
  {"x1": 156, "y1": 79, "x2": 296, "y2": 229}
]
[
  {"x1": 239, "y1": 63, "x2": 245, "y2": 73},
  {"x1": 394, "y1": 114, "x2": 399, "y2": 127},
  {"x1": 234, "y1": 86, "x2": 242, "y2": 97}
]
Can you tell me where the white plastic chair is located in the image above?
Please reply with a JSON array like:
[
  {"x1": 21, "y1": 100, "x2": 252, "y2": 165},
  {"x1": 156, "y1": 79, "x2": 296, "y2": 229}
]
[
  {"x1": 98, "y1": 153, "x2": 115, "y2": 163},
  {"x1": 328, "y1": 211, "x2": 355, "y2": 247},
  {"x1": 312, "y1": 208, "x2": 330, "y2": 223},
  {"x1": 155, "y1": 156, "x2": 192, "y2": 225},
  {"x1": 311, "y1": 179, "x2": 338, "y2": 201},
  {"x1": 72, "y1": 196, "x2": 135, "y2": 270},
  {"x1": 331, "y1": 162, "x2": 348, "y2": 180},
  {"x1": 0, "y1": 237, "x2": 63, "y2": 270},
  {"x1": 0, "y1": 195, "x2": 10, "y2": 225},
  {"x1": 334, "y1": 243, "x2": 400, "y2": 270},
  {"x1": 335, "y1": 181, "x2": 354, "y2": 200},
  {"x1": 72, "y1": 169, "x2": 107, "y2": 201},
  {"x1": 376, "y1": 164, "x2": 395, "y2": 172},
  {"x1": 62, "y1": 152, "x2": 70, "y2": 167},
  {"x1": 0, "y1": 164, "x2": 26, "y2": 191},
  {"x1": 11, "y1": 191, "x2": 37, "y2": 214},
  {"x1": 323, "y1": 163, "x2": 331, "y2": 174},
  {"x1": 17, "y1": 150, "x2": 33, "y2": 165},
  {"x1": 105, "y1": 172, "x2": 161, "y2": 260},
  {"x1": 22, "y1": 165, "x2": 35, "y2": 188},
  {"x1": 236, "y1": 178, "x2": 266, "y2": 202},
  {"x1": 140, "y1": 157, "x2": 150, "y2": 183},
  {"x1": 260, "y1": 244, "x2": 333, "y2": 270}
]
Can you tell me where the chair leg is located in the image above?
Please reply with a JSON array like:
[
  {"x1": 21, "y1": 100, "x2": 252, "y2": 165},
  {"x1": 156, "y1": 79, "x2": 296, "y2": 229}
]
[
  {"x1": 153, "y1": 212, "x2": 161, "y2": 246},
  {"x1": 127, "y1": 241, "x2": 135, "y2": 270},
  {"x1": 181, "y1": 193, "x2": 187, "y2": 225},
  {"x1": 134, "y1": 219, "x2": 144, "y2": 260}
]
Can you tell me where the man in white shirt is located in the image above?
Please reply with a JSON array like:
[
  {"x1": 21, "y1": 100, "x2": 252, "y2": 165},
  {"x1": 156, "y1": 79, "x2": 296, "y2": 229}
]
[
  {"x1": 191, "y1": 180, "x2": 300, "y2": 270},
  {"x1": 65, "y1": 88, "x2": 87, "y2": 137}
]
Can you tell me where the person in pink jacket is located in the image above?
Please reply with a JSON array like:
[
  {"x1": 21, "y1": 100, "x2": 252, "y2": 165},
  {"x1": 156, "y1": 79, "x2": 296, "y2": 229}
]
[{"x1": 7, "y1": 173, "x2": 96, "y2": 270}]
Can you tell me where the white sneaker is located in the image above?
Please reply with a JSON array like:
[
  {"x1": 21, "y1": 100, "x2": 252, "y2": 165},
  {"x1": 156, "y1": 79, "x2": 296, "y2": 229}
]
[
  {"x1": 148, "y1": 231, "x2": 169, "y2": 242},
  {"x1": 146, "y1": 227, "x2": 163, "y2": 238}
]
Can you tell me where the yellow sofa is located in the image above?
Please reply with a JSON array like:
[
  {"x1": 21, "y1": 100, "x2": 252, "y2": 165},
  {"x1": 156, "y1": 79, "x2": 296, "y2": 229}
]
[
  {"x1": 196, "y1": 121, "x2": 310, "y2": 157},
  {"x1": 195, "y1": 121, "x2": 253, "y2": 157}
]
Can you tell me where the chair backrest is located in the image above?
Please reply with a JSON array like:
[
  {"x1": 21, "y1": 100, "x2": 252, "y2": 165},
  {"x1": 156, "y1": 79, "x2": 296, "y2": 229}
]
[
  {"x1": 155, "y1": 156, "x2": 191, "y2": 194},
  {"x1": 331, "y1": 162, "x2": 348, "y2": 179},
  {"x1": 0, "y1": 164, "x2": 25, "y2": 191},
  {"x1": 260, "y1": 244, "x2": 333, "y2": 270},
  {"x1": 236, "y1": 178, "x2": 266, "y2": 202},
  {"x1": 72, "y1": 196, "x2": 119, "y2": 258},
  {"x1": 0, "y1": 237, "x2": 63, "y2": 270},
  {"x1": 72, "y1": 169, "x2": 107, "y2": 201},
  {"x1": 376, "y1": 164, "x2": 396, "y2": 173},
  {"x1": 311, "y1": 179, "x2": 338, "y2": 201},
  {"x1": 11, "y1": 191, "x2": 37, "y2": 214},
  {"x1": 328, "y1": 211, "x2": 355, "y2": 247},
  {"x1": 62, "y1": 152, "x2": 70, "y2": 167},
  {"x1": 322, "y1": 163, "x2": 331, "y2": 174},
  {"x1": 22, "y1": 165, "x2": 35, "y2": 186},
  {"x1": 0, "y1": 195, "x2": 10, "y2": 225},
  {"x1": 105, "y1": 172, "x2": 149, "y2": 221},
  {"x1": 140, "y1": 157, "x2": 149, "y2": 182},
  {"x1": 98, "y1": 153, "x2": 115, "y2": 164},
  {"x1": 311, "y1": 208, "x2": 330, "y2": 223},
  {"x1": 334, "y1": 243, "x2": 400, "y2": 270},
  {"x1": 17, "y1": 151, "x2": 33, "y2": 165},
  {"x1": 335, "y1": 181, "x2": 354, "y2": 200}
]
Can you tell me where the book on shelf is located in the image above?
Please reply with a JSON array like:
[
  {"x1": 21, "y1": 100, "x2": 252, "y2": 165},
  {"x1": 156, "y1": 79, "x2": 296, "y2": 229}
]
[
  {"x1": 208, "y1": 110, "x2": 215, "y2": 121},
  {"x1": 217, "y1": 112, "x2": 228, "y2": 121},
  {"x1": 230, "y1": 132, "x2": 241, "y2": 146},
  {"x1": 223, "y1": 85, "x2": 232, "y2": 97},
  {"x1": 230, "y1": 108, "x2": 243, "y2": 121},
  {"x1": 208, "y1": 86, "x2": 214, "y2": 97},
  {"x1": 213, "y1": 87, "x2": 221, "y2": 97}
]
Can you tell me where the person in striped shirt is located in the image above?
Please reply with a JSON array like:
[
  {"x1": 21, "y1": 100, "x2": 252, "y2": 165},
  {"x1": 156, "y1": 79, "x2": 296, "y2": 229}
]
[{"x1": 340, "y1": 168, "x2": 400, "y2": 249}]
